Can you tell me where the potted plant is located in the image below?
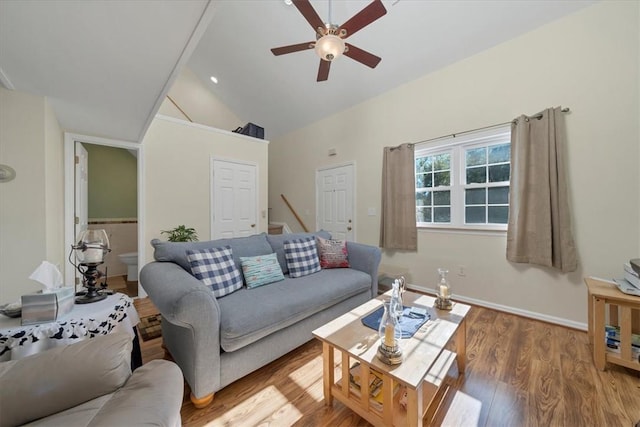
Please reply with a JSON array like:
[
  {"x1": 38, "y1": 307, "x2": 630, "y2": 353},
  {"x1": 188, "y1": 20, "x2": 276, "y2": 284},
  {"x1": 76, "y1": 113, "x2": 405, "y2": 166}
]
[{"x1": 161, "y1": 225, "x2": 199, "y2": 242}]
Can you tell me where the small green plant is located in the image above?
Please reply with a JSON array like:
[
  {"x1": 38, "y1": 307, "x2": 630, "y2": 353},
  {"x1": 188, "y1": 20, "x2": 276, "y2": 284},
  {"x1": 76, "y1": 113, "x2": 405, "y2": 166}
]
[{"x1": 161, "y1": 225, "x2": 199, "y2": 242}]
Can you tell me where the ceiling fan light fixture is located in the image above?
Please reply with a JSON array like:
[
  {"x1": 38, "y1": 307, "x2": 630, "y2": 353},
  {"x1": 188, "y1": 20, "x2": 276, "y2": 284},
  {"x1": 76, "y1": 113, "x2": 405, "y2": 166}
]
[{"x1": 314, "y1": 34, "x2": 345, "y2": 61}]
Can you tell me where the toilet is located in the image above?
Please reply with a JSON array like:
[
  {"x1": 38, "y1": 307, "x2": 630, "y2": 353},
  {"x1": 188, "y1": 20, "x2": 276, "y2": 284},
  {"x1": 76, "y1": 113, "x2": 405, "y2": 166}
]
[{"x1": 118, "y1": 252, "x2": 138, "y2": 282}]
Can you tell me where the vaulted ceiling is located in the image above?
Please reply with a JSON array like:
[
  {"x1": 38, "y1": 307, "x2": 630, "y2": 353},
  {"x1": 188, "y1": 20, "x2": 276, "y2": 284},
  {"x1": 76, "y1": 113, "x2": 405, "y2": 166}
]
[{"x1": 0, "y1": 0, "x2": 596, "y2": 142}]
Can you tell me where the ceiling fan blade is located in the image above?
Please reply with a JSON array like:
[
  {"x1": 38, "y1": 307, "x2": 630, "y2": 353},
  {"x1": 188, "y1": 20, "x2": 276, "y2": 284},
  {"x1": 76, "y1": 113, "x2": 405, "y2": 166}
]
[
  {"x1": 317, "y1": 60, "x2": 331, "y2": 82},
  {"x1": 338, "y1": 0, "x2": 387, "y2": 38},
  {"x1": 344, "y1": 43, "x2": 382, "y2": 68},
  {"x1": 292, "y1": 0, "x2": 325, "y2": 33},
  {"x1": 271, "y1": 42, "x2": 314, "y2": 56}
]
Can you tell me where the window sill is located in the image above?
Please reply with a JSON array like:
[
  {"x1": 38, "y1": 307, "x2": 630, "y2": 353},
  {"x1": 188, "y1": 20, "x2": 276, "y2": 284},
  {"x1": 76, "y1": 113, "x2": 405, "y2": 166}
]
[{"x1": 417, "y1": 225, "x2": 507, "y2": 236}]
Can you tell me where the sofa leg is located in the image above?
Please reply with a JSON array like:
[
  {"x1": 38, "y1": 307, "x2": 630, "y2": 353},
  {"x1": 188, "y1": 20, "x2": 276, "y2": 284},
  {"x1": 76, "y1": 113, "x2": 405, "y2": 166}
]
[{"x1": 191, "y1": 392, "x2": 214, "y2": 408}]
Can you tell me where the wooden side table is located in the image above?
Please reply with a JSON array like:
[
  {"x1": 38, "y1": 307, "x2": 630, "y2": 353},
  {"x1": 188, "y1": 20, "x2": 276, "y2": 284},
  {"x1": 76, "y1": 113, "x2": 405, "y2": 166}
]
[
  {"x1": 584, "y1": 277, "x2": 640, "y2": 371},
  {"x1": 313, "y1": 291, "x2": 470, "y2": 427}
]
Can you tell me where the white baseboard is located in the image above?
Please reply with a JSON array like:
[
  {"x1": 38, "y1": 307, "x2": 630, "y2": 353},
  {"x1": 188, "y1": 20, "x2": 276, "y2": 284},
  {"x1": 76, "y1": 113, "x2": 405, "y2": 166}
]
[{"x1": 406, "y1": 283, "x2": 588, "y2": 331}]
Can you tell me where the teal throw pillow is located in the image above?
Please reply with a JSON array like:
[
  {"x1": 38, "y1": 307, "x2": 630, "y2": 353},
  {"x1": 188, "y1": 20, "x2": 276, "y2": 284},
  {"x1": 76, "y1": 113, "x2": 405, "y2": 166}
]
[{"x1": 240, "y1": 253, "x2": 285, "y2": 289}]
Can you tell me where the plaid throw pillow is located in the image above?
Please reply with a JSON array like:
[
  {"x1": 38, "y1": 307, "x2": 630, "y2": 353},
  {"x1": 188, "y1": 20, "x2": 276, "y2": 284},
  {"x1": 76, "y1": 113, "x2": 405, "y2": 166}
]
[
  {"x1": 316, "y1": 236, "x2": 350, "y2": 268},
  {"x1": 186, "y1": 246, "x2": 243, "y2": 297},
  {"x1": 284, "y1": 237, "x2": 321, "y2": 278}
]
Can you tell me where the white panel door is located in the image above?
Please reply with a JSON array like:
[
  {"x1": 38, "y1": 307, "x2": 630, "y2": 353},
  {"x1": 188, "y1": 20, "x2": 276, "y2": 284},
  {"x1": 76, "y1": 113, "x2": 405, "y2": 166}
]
[
  {"x1": 317, "y1": 164, "x2": 354, "y2": 240},
  {"x1": 212, "y1": 159, "x2": 257, "y2": 239},
  {"x1": 74, "y1": 142, "x2": 89, "y2": 287}
]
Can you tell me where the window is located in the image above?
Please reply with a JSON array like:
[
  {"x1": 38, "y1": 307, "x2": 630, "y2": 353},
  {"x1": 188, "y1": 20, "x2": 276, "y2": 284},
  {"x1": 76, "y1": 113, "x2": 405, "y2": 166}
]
[{"x1": 415, "y1": 126, "x2": 511, "y2": 230}]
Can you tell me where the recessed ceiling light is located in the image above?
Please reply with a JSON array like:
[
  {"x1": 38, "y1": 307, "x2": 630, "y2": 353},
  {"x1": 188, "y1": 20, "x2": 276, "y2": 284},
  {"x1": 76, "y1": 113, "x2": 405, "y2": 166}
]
[
  {"x1": 210, "y1": 76, "x2": 218, "y2": 84},
  {"x1": 284, "y1": 0, "x2": 292, "y2": 5}
]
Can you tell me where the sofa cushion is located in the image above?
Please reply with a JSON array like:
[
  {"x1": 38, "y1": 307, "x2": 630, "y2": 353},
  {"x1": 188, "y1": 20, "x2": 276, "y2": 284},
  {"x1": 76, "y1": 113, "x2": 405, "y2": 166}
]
[
  {"x1": 187, "y1": 246, "x2": 243, "y2": 297},
  {"x1": 317, "y1": 236, "x2": 350, "y2": 268},
  {"x1": 151, "y1": 233, "x2": 273, "y2": 275},
  {"x1": 0, "y1": 333, "x2": 132, "y2": 427},
  {"x1": 240, "y1": 253, "x2": 285, "y2": 289},
  {"x1": 266, "y1": 230, "x2": 331, "y2": 274},
  {"x1": 284, "y1": 237, "x2": 321, "y2": 278},
  {"x1": 217, "y1": 268, "x2": 372, "y2": 352}
]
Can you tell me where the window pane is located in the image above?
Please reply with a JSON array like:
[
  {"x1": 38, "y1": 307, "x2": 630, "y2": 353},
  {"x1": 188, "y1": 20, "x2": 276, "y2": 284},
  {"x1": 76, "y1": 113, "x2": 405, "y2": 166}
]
[
  {"x1": 416, "y1": 191, "x2": 431, "y2": 206},
  {"x1": 488, "y1": 206, "x2": 509, "y2": 224},
  {"x1": 415, "y1": 157, "x2": 433, "y2": 173},
  {"x1": 433, "y1": 191, "x2": 450, "y2": 205},
  {"x1": 434, "y1": 207, "x2": 450, "y2": 223},
  {"x1": 466, "y1": 147, "x2": 486, "y2": 167},
  {"x1": 417, "y1": 207, "x2": 431, "y2": 223},
  {"x1": 488, "y1": 143, "x2": 510, "y2": 163},
  {"x1": 422, "y1": 173, "x2": 433, "y2": 188},
  {"x1": 488, "y1": 164, "x2": 510, "y2": 182},
  {"x1": 416, "y1": 174, "x2": 427, "y2": 188},
  {"x1": 465, "y1": 188, "x2": 485, "y2": 205},
  {"x1": 488, "y1": 186, "x2": 509, "y2": 204},
  {"x1": 433, "y1": 154, "x2": 450, "y2": 171},
  {"x1": 434, "y1": 171, "x2": 450, "y2": 187},
  {"x1": 466, "y1": 166, "x2": 486, "y2": 184},
  {"x1": 466, "y1": 206, "x2": 486, "y2": 223}
]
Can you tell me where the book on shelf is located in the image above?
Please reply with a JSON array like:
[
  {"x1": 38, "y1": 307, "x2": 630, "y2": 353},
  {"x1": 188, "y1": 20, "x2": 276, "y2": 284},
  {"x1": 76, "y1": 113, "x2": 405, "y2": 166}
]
[{"x1": 348, "y1": 362, "x2": 400, "y2": 411}]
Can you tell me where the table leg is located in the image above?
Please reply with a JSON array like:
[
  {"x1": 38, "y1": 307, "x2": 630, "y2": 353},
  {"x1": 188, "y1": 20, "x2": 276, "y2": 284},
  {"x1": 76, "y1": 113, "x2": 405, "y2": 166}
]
[
  {"x1": 587, "y1": 289, "x2": 593, "y2": 346},
  {"x1": 593, "y1": 297, "x2": 606, "y2": 370},
  {"x1": 406, "y1": 386, "x2": 424, "y2": 427},
  {"x1": 322, "y1": 342, "x2": 334, "y2": 406},
  {"x1": 455, "y1": 318, "x2": 467, "y2": 375}
]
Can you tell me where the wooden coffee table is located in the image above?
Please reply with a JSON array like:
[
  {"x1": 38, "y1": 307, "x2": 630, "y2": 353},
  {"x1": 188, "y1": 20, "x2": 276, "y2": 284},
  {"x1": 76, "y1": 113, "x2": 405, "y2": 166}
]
[{"x1": 312, "y1": 290, "x2": 470, "y2": 427}]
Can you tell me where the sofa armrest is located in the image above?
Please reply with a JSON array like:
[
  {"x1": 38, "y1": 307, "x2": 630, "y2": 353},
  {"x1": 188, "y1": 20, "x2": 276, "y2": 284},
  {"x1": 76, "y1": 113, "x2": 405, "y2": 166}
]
[
  {"x1": 346, "y1": 242, "x2": 382, "y2": 296},
  {"x1": 139, "y1": 261, "x2": 222, "y2": 398},
  {"x1": 89, "y1": 360, "x2": 184, "y2": 427},
  {"x1": 0, "y1": 333, "x2": 132, "y2": 427}
]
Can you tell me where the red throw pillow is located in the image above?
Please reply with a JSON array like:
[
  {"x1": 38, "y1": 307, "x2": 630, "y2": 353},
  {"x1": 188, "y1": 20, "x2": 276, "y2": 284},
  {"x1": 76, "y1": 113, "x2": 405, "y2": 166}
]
[{"x1": 316, "y1": 236, "x2": 350, "y2": 269}]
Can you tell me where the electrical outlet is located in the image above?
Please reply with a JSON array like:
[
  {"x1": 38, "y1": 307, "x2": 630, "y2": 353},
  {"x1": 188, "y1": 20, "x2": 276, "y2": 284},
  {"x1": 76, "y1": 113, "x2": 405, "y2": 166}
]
[{"x1": 458, "y1": 265, "x2": 466, "y2": 276}]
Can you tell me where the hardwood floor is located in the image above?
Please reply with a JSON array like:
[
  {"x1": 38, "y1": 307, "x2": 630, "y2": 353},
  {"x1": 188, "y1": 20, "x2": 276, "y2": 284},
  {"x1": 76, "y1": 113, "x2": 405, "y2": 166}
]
[{"x1": 136, "y1": 301, "x2": 640, "y2": 427}]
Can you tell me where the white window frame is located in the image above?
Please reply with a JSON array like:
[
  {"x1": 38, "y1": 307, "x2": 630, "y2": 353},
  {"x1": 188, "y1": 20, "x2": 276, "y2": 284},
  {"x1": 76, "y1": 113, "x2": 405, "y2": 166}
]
[{"x1": 415, "y1": 125, "x2": 511, "y2": 232}]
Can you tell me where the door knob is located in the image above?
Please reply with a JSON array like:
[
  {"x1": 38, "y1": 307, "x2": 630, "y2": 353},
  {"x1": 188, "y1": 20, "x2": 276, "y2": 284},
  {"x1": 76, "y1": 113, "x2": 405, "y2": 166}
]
[
  {"x1": 347, "y1": 226, "x2": 352, "y2": 231},
  {"x1": 251, "y1": 224, "x2": 256, "y2": 228}
]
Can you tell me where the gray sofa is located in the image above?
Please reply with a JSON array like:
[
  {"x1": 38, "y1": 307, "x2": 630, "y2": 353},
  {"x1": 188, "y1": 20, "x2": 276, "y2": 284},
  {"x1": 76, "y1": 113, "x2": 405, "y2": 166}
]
[
  {"x1": 140, "y1": 231, "x2": 381, "y2": 408},
  {"x1": 0, "y1": 333, "x2": 183, "y2": 427}
]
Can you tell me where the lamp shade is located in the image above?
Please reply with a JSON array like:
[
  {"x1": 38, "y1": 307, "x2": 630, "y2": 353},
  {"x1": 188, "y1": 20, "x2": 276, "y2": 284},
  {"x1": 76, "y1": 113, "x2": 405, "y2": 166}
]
[
  {"x1": 314, "y1": 34, "x2": 345, "y2": 61},
  {"x1": 74, "y1": 229, "x2": 110, "y2": 264}
]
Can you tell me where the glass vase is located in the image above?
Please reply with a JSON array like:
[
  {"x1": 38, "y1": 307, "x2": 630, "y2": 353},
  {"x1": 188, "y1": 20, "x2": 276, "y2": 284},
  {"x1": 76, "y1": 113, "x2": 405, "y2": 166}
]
[
  {"x1": 379, "y1": 300, "x2": 402, "y2": 347},
  {"x1": 435, "y1": 268, "x2": 452, "y2": 310}
]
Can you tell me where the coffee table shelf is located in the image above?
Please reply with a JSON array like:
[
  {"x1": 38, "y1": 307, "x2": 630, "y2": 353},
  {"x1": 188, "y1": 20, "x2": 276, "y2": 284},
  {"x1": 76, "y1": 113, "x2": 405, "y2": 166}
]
[{"x1": 313, "y1": 291, "x2": 469, "y2": 427}]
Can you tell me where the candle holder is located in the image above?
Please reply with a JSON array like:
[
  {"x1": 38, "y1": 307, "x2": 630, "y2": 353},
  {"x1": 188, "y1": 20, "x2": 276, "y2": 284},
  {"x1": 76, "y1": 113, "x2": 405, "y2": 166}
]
[
  {"x1": 69, "y1": 229, "x2": 111, "y2": 304},
  {"x1": 434, "y1": 268, "x2": 452, "y2": 310},
  {"x1": 377, "y1": 299, "x2": 403, "y2": 365}
]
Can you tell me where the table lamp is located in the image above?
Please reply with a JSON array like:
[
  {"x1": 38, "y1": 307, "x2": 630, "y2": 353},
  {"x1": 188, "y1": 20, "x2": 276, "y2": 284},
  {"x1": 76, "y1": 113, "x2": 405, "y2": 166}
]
[{"x1": 70, "y1": 229, "x2": 110, "y2": 304}]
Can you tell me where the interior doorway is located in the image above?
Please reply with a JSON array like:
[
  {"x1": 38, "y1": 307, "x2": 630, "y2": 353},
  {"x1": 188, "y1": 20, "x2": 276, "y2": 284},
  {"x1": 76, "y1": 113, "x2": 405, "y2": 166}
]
[
  {"x1": 316, "y1": 163, "x2": 355, "y2": 241},
  {"x1": 64, "y1": 133, "x2": 145, "y2": 298}
]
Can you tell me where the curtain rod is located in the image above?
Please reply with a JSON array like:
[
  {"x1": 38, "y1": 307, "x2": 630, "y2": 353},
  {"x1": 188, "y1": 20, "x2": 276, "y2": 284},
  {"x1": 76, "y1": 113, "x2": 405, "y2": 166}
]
[{"x1": 404, "y1": 107, "x2": 571, "y2": 147}]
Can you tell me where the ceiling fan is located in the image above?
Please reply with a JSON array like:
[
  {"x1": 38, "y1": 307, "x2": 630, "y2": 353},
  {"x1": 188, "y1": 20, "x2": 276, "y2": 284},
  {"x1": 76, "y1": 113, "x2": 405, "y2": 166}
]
[{"x1": 271, "y1": 0, "x2": 387, "y2": 82}]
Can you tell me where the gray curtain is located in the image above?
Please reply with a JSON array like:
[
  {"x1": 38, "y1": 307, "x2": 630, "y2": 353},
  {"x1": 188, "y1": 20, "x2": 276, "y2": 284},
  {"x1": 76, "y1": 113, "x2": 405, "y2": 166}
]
[
  {"x1": 380, "y1": 143, "x2": 417, "y2": 250},
  {"x1": 506, "y1": 107, "x2": 577, "y2": 272}
]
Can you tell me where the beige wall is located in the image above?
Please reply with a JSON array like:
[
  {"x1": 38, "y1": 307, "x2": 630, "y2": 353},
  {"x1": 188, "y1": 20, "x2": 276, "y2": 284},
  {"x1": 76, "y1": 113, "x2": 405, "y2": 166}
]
[
  {"x1": 44, "y1": 100, "x2": 64, "y2": 271},
  {"x1": 142, "y1": 115, "x2": 268, "y2": 265},
  {"x1": 269, "y1": 1, "x2": 640, "y2": 326},
  {"x1": 158, "y1": 67, "x2": 243, "y2": 132},
  {"x1": 0, "y1": 88, "x2": 64, "y2": 303}
]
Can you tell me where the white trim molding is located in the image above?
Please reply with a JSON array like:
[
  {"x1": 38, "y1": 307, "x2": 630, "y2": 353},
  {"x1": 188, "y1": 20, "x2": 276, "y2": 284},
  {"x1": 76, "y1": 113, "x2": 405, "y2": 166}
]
[
  {"x1": 407, "y1": 283, "x2": 588, "y2": 331},
  {"x1": 64, "y1": 132, "x2": 146, "y2": 298}
]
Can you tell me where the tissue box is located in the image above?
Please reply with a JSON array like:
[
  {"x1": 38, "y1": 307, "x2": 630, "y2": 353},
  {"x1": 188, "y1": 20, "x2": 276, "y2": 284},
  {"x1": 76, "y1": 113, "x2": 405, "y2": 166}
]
[{"x1": 21, "y1": 287, "x2": 75, "y2": 326}]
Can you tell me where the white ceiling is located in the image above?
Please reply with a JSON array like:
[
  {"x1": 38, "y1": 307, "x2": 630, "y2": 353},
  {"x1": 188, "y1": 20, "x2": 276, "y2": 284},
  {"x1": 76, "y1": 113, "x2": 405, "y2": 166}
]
[
  {"x1": 0, "y1": 0, "x2": 596, "y2": 143},
  {"x1": 0, "y1": 0, "x2": 213, "y2": 142}
]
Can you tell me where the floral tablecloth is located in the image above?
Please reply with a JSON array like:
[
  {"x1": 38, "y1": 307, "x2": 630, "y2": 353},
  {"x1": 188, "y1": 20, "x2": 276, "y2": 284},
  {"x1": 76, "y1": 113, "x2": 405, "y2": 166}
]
[{"x1": 0, "y1": 293, "x2": 140, "y2": 361}]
